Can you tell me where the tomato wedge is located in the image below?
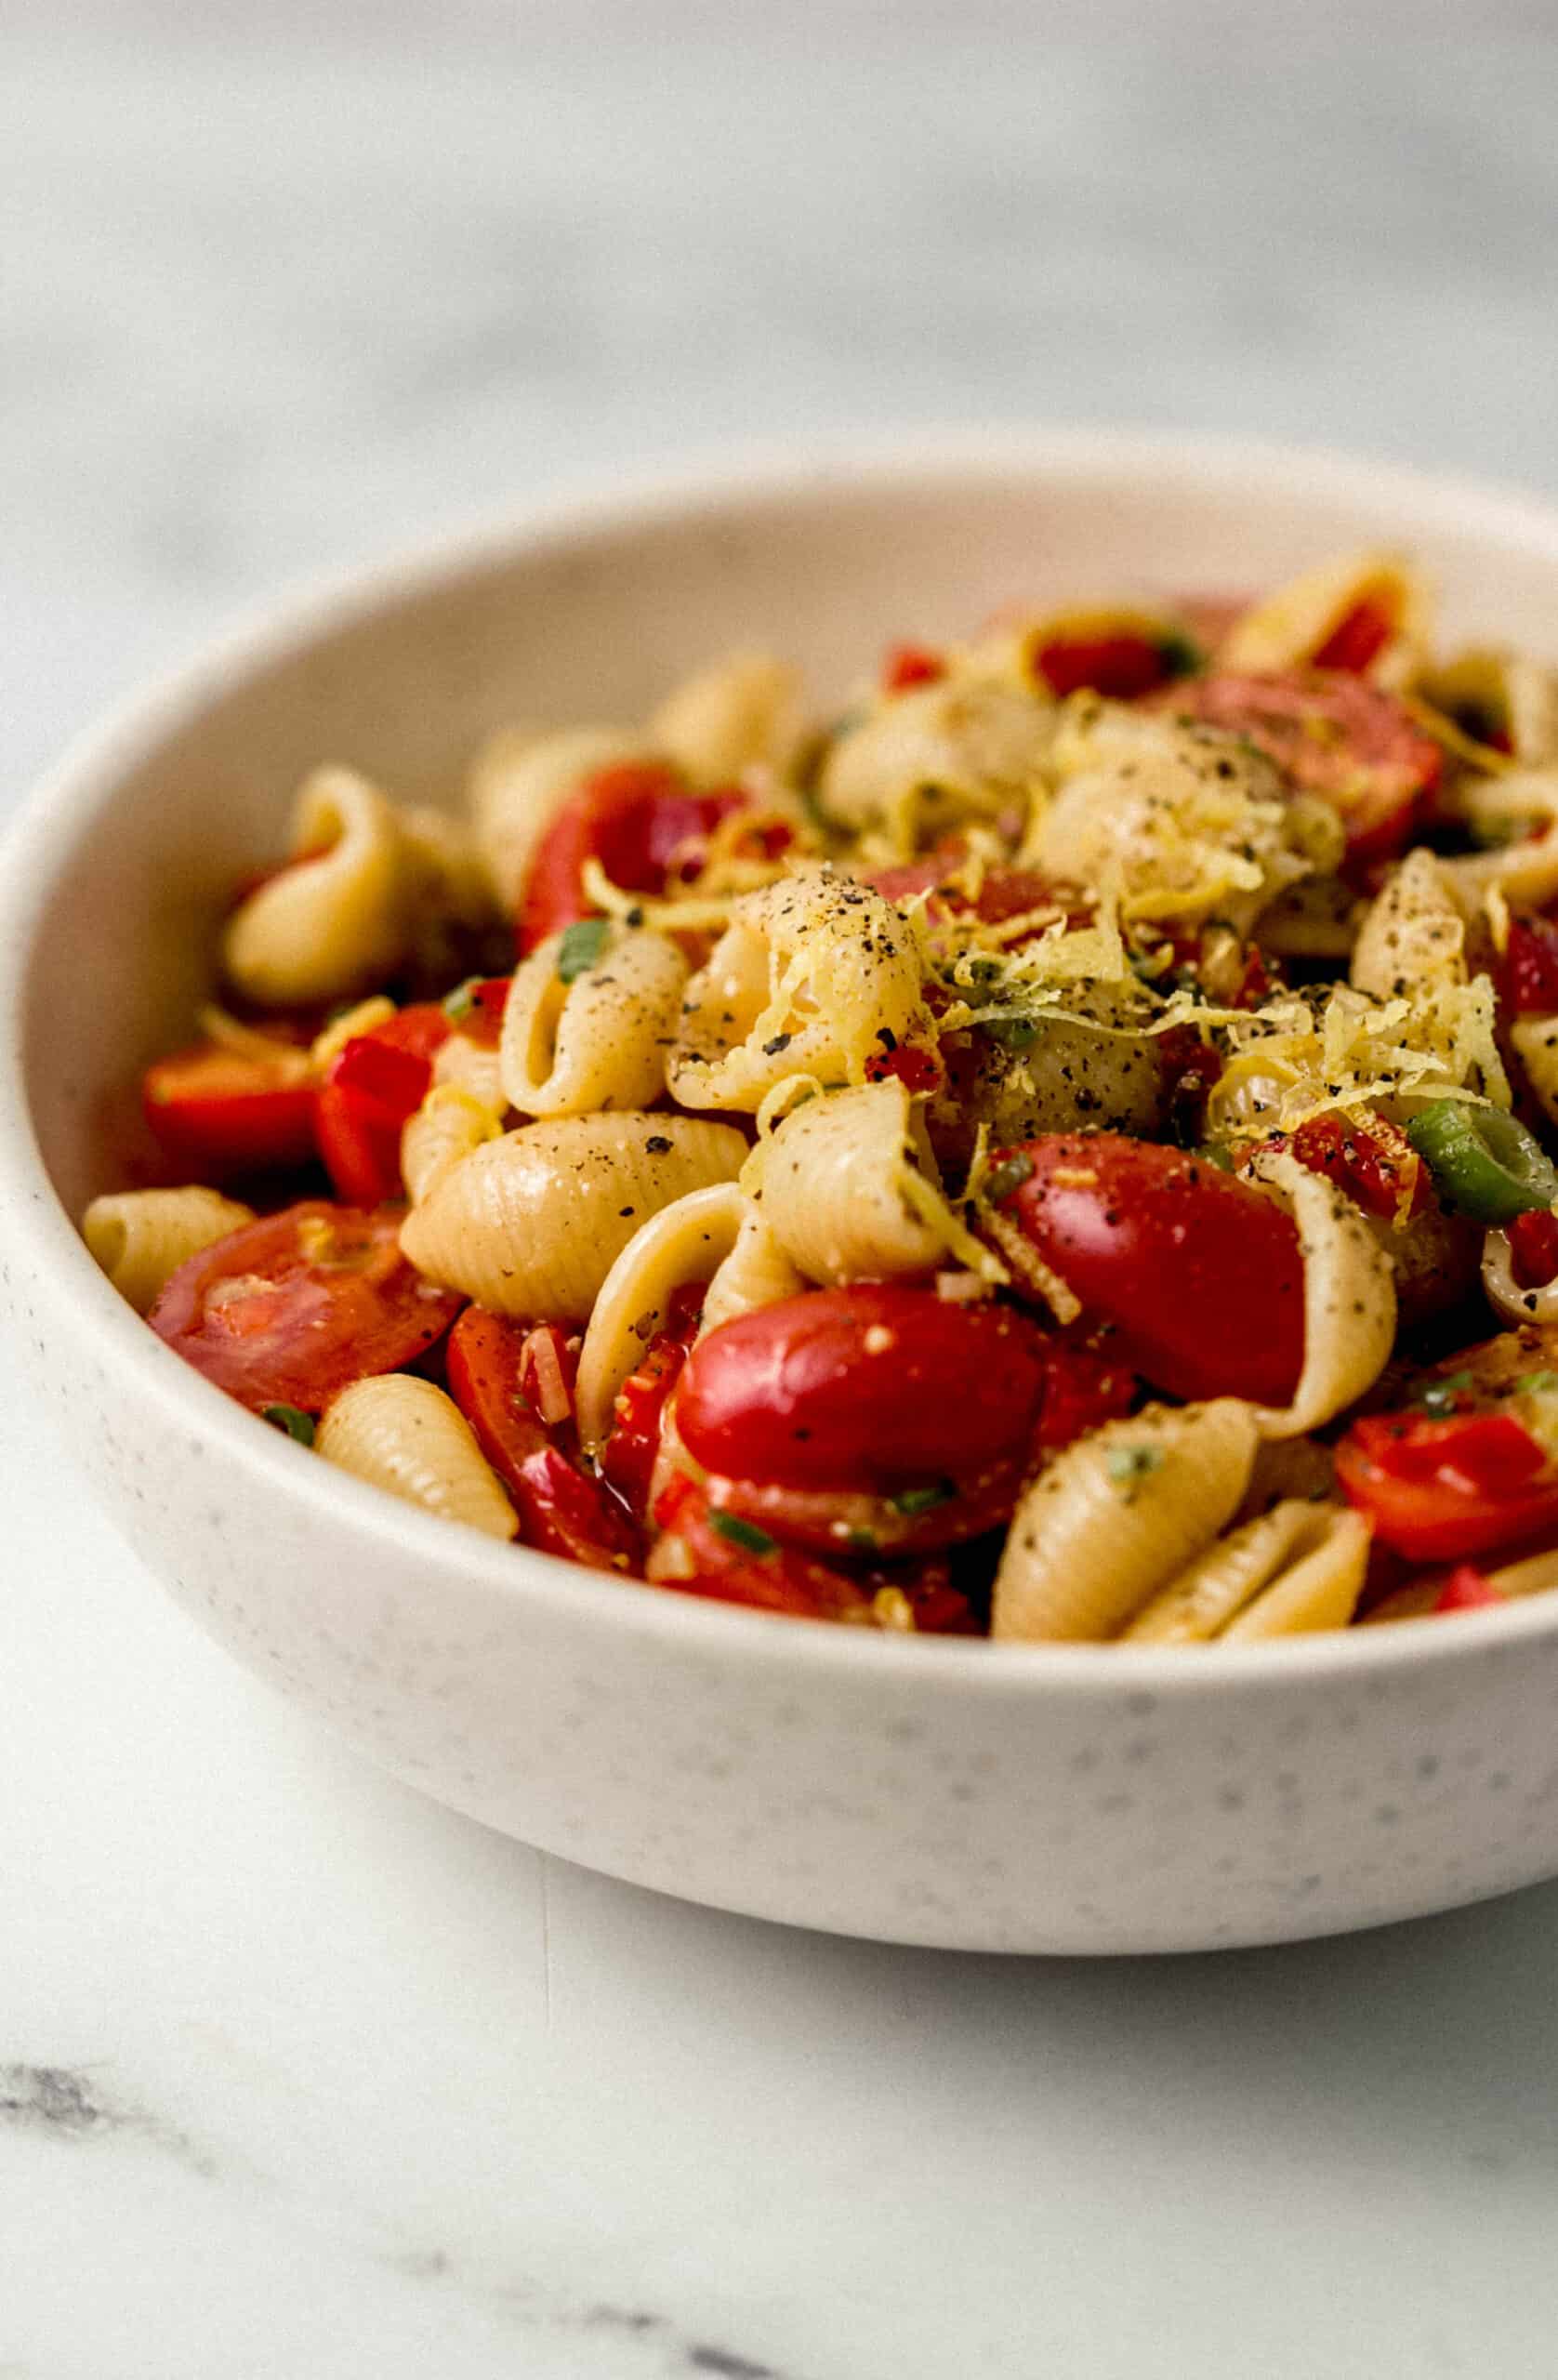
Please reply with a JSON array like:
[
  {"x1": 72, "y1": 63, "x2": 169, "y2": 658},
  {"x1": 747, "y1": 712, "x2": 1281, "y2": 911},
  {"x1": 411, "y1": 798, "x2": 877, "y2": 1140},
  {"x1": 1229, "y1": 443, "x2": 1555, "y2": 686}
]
[
  {"x1": 142, "y1": 1041, "x2": 317, "y2": 1180},
  {"x1": 446, "y1": 1308, "x2": 640, "y2": 1571},
  {"x1": 518, "y1": 762, "x2": 749, "y2": 953},
  {"x1": 149, "y1": 1201, "x2": 463, "y2": 1412},
  {"x1": 315, "y1": 1004, "x2": 450, "y2": 1207},
  {"x1": 985, "y1": 1134, "x2": 1305, "y2": 1406},
  {"x1": 1032, "y1": 628, "x2": 1193, "y2": 701},
  {"x1": 600, "y1": 1287, "x2": 704, "y2": 1523},
  {"x1": 1160, "y1": 668, "x2": 1442, "y2": 870},
  {"x1": 1287, "y1": 1110, "x2": 1428, "y2": 1223},
  {"x1": 675, "y1": 1285, "x2": 1049, "y2": 1495},
  {"x1": 649, "y1": 1475, "x2": 976, "y2": 1631},
  {"x1": 1500, "y1": 913, "x2": 1558, "y2": 1017},
  {"x1": 1311, "y1": 593, "x2": 1396, "y2": 675},
  {"x1": 1336, "y1": 1409, "x2": 1558, "y2": 1563}
]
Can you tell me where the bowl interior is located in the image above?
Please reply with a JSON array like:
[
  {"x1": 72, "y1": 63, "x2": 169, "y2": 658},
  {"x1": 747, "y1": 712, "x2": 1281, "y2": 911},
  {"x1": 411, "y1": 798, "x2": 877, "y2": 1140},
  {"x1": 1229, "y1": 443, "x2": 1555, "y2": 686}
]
[{"x1": 18, "y1": 437, "x2": 1558, "y2": 1225}]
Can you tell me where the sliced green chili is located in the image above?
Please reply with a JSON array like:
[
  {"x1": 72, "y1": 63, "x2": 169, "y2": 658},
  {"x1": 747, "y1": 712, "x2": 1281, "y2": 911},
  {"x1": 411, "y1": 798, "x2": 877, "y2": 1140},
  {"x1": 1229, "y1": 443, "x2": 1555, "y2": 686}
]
[
  {"x1": 261, "y1": 1403, "x2": 316, "y2": 1447},
  {"x1": 1406, "y1": 1100, "x2": 1558, "y2": 1225}
]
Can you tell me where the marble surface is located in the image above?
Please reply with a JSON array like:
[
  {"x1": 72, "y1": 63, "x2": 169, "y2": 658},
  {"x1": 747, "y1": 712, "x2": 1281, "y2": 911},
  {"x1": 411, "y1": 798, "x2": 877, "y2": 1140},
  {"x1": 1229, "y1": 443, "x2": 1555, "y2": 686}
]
[{"x1": 7, "y1": 6, "x2": 1558, "y2": 2373}]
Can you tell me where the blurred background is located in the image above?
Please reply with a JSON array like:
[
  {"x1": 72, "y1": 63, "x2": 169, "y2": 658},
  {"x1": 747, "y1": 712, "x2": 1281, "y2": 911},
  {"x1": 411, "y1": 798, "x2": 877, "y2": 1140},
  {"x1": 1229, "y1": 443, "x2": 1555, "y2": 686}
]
[{"x1": 6, "y1": 0, "x2": 1558, "y2": 794}]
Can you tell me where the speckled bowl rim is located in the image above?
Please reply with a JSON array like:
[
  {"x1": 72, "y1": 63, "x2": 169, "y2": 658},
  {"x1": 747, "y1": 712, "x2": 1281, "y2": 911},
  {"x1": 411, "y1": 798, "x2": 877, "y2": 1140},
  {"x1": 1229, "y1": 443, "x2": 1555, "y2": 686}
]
[{"x1": 7, "y1": 424, "x2": 1558, "y2": 1698}]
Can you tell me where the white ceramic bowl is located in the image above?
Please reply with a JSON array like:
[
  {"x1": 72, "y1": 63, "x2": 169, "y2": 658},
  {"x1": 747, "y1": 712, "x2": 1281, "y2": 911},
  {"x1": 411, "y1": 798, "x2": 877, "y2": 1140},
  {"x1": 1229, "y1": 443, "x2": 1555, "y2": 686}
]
[{"x1": 9, "y1": 430, "x2": 1558, "y2": 1954}]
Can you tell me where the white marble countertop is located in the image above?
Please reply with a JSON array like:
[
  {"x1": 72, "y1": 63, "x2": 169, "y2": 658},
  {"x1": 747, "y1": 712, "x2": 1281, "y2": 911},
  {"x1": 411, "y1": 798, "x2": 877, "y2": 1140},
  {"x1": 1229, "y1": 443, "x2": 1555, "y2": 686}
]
[{"x1": 8, "y1": 7, "x2": 1558, "y2": 2373}]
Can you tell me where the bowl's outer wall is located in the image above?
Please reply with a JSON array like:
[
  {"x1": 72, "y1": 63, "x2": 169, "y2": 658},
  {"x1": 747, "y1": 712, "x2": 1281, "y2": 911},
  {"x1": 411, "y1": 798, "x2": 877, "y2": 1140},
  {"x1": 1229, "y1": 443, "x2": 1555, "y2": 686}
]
[{"x1": 13, "y1": 442, "x2": 1558, "y2": 1950}]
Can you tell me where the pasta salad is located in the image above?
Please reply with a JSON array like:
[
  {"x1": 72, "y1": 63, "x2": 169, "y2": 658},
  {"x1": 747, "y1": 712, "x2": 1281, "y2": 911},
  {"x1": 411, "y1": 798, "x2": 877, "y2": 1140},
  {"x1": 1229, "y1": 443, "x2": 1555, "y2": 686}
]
[{"x1": 84, "y1": 549, "x2": 1558, "y2": 1642}]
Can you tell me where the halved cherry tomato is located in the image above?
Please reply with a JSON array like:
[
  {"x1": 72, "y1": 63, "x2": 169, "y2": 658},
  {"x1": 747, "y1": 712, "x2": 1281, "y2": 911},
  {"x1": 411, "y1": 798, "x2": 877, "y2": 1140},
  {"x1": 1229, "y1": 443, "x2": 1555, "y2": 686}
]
[
  {"x1": 1032, "y1": 1337, "x2": 1139, "y2": 1450},
  {"x1": 1509, "y1": 1208, "x2": 1558, "y2": 1289},
  {"x1": 1288, "y1": 1111, "x2": 1429, "y2": 1223},
  {"x1": 1435, "y1": 1563, "x2": 1505, "y2": 1613},
  {"x1": 1032, "y1": 628, "x2": 1193, "y2": 701},
  {"x1": 446, "y1": 1307, "x2": 640, "y2": 1571},
  {"x1": 649, "y1": 1475, "x2": 975, "y2": 1631},
  {"x1": 863, "y1": 1038, "x2": 944, "y2": 1096},
  {"x1": 881, "y1": 641, "x2": 946, "y2": 693},
  {"x1": 149, "y1": 1201, "x2": 463, "y2": 1411},
  {"x1": 315, "y1": 1004, "x2": 450, "y2": 1207},
  {"x1": 1310, "y1": 593, "x2": 1396, "y2": 675},
  {"x1": 867, "y1": 850, "x2": 1070, "y2": 935},
  {"x1": 142, "y1": 1042, "x2": 317, "y2": 1180},
  {"x1": 675, "y1": 1285, "x2": 1049, "y2": 1494},
  {"x1": 518, "y1": 762, "x2": 749, "y2": 953},
  {"x1": 1499, "y1": 913, "x2": 1558, "y2": 1017},
  {"x1": 985, "y1": 1134, "x2": 1305, "y2": 1406},
  {"x1": 1160, "y1": 668, "x2": 1442, "y2": 871},
  {"x1": 601, "y1": 1286, "x2": 705, "y2": 1523},
  {"x1": 1336, "y1": 1409, "x2": 1558, "y2": 1563}
]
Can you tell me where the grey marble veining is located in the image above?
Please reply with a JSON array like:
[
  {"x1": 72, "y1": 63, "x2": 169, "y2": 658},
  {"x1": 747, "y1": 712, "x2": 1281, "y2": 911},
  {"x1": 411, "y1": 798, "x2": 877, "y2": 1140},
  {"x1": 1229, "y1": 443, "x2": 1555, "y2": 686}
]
[{"x1": 8, "y1": 7, "x2": 1558, "y2": 2376}]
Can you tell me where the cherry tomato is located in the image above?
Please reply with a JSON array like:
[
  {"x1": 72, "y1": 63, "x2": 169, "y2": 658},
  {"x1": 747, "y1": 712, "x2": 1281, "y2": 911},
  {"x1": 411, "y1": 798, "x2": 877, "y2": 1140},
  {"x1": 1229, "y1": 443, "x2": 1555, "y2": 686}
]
[
  {"x1": 1499, "y1": 914, "x2": 1558, "y2": 1017},
  {"x1": 676, "y1": 1285, "x2": 1049, "y2": 1494},
  {"x1": 1032, "y1": 628, "x2": 1192, "y2": 701},
  {"x1": 142, "y1": 1041, "x2": 317, "y2": 1180},
  {"x1": 1287, "y1": 1111, "x2": 1429, "y2": 1224},
  {"x1": 881, "y1": 641, "x2": 946, "y2": 693},
  {"x1": 1032, "y1": 1337, "x2": 1139, "y2": 1450},
  {"x1": 450, "y1": 976, "x2": 512, "y2": 1049},
  {"x1": 1336, "y1": 1409, "x2": 1558, "y2": 1563},
  {"x1": 1160, "y1": 668, "x2": 1442, "y2": 870},
  {"x1": 649, "y1": 1476, "x2": 976, "y2": 1631},
  {"x1": 314, "y1": 1004, "x2": 450, "y2": 1207},
  {"x1": 446, "y1": 1308, "x2": 640, "y2": 1571},
  {"x1": 1509, "y1": 1208, "x2": 1558, "y2": 1289},
  {"x1": 150, "y1": 1201, "x2": 463, "y2": 1412},
  {"x1": 601, "y1": 1287, "x2": 705, "y2": 1522},
  {"x1": 1310, "y1": 592, "x2": 1397, "y2": 674},
  {"x1": 518, "y1": 762, "x2": 749, "y2": 953},
  {"x1": 868, "y1": 851, "x2": 1071, "y2": 936},
  {"x1": 985, "y1": 1134, "x2": 1305, "y2": 1406},
  {"x1": 1435, "y1": 1563, "x2": 1505, "y2": 1613}
]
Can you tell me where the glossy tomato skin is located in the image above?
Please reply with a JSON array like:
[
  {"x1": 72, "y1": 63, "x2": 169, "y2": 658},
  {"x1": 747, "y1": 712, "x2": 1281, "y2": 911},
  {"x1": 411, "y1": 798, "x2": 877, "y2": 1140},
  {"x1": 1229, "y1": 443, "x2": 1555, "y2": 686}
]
[
  {"x1": 987, "y1": 1134, "x2": 1306, "y2": 1407},
  {"x1": 1310, "y1": 593, "x2": 1396, "y2": 674},
  {"x1": 314, "y1": 1004, "x2": 450, "y2": 1207},
  {"x1": 1159, "y1": 668, "x2": 1441, "y2": 870},
  {"x1": 149, "y1": 1201, "x2": 464, "y2": 1412},
  {"x1": 601, "y1": 1289, "x2": 704, "y2": 1523},
  {"x1": 675, "y1": 1285, "x2": 1050, "y2": 1495},
  {"x1": 1032, "y1": 628, "x2": 1186, "y2": 701},
  {"x1": 518, "y1": 762, "x2": 748, "y2": 953},
  {"x1": 446, "y1": 1308, "x2": 640, "y2": 1572},
  {"x1": 1499, "y1": 914, "x2": 1558, "y2": 1017},
  {"x1": 649, "y1": 1475, "x2": 976, "y2": 1631},
  {"x1": 142, "y1": 1042, "x2": 318, "y2": 1180},
  {"x1": 1336, "y1": 1410, "x2": 1558, "y2": 1563}
]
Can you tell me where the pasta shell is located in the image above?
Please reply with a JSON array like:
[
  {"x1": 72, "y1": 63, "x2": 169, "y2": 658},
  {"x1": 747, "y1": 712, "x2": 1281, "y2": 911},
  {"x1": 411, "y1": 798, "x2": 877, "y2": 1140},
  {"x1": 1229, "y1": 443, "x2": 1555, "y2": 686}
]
[
  {"x1": 222, "y1": 767, "x2": 406, "y2": 1008},
  {"x1": 316, "y1": 1375, "x2": 517, "y2": 1540},
  {"x1": 648, "y1": 652, "x2": 800, "y2": 786},
  {"x1": 1221, "y1": 1508, "x2": 1369, "y2": 1640},
  {"x1": 1510, "y1": 1014, "x2": 1558, "y2": 1130},
  {"x1": 698, "y1": 1202, "x2": 808, "y2": 1339},
  {"x1": 992, "y1": 1399, "x2": 1259, "y2": 1643},
  {"x1": 818, "y1": 679, "x2": 1056, "y2": 839},
  {"x1": 500, "y1": 925, "x2": 689, "y2": 1117},
  {"x1": 752, "y1": 1078, "x2": 948, "y2": 1285},
  {"x1": 1350, "y1": 848, "x2": 1466, "y2": 1002},
  {"x1": 1419, "y1": 648, "x2": 1558, "y2": 769},
  {"x1": 1125, "y1": 1500, "x2": 1366, "y2": 1644},
  {"x1": 84, "y1": 1186, "x2": 255, "y2": 1315},
  {"x1": 399, "y1": 1112, "x2": 748, "y2": 1321},
  {"x1": 1215, "y1": 550, "x2": 1428, "y2": 685},
  {"x1": 574, "y1": 1182, "x2": 749, "y2": 1452},
  {"x1": 1246, "y1": 1152, "x2": 1396, "y2": 1438},
  {"x1": 402, "y1": 1084, "x2": 504, "y2": 1208}
]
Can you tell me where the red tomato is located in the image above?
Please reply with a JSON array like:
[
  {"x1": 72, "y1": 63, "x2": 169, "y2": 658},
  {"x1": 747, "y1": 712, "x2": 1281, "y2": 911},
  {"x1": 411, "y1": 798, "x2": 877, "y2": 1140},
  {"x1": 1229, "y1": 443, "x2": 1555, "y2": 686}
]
[
  {"x1": 863, "y1": 1038, "x2": 944, "y2": 1096},
  {"x1": 1033, "y1": 628, "x2": 1189, "y2": 701},
  {"x1": 142, "y1": 1042, "x2": 317, "y2": 1180},
  {"x1": 314, "y1": 1005, "x2": 450, "y2": 1207},
  {"x1": 1032, "y1": 1338, "x2": 1139, "y2": 1450},
  {"x1": 1310, "y1": 593, "x2": 1396, "y2": 674},
  {"x1": 881, "y1": 641, "x2": 946, "y2": 693},
  {"x1": 691, "y1": 1450, "x2": 1028, "y2": 1558},
  {"x1": 518, "y1": 762, "x2": 748, "y2": 952},
  {"x1": 868, "y1": 850, "x2": 1069, "y2": 935},
  {"x1": 1336, "y1": 1410, "x2": 1558, "y2": 1563},
  {"x1": 1509, "y1": 1208, "x2": 1558, "y2": 1290},
  {"x1": 455, "y1": 976, "x2": 512, "y2": 1050},
  {"x1": 446, "y1": 1308, "x2": 640, "y2": 1570},
  {"x1": 1435, "y1": 1563, "x2": 1505, "y2": 1613},
  {"x1": 601, "y1": 1288, "x2": 705, "y2": 1522},
  {"x1": 149, "y1": 1201, "x2": 463, "y2": 1412},
  {"x1": 675, "y1": 1286, "x2": 1049, "y2": 1494},
  {"x1": 1287, "y1": 1111, "x2": 1429, "y2": 1223},
  {"x1": 1499, "y1": 914, "x2": 1558, "y2": 1017},
  {"x1": 649, "y1": 1476, "x2": 976, "y2": 1631},
  {"x1": 985, "y1": 1134, "x2": 1305, "y2": 1406},
  {"x1": 1160, "y1": 668, "x2": 1442, "y2": 869}
]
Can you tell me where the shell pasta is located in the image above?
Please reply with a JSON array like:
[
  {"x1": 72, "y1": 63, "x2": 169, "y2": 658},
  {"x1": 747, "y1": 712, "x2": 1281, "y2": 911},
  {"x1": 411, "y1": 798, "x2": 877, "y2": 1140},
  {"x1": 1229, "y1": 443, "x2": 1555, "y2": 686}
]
[{"x1": 93, "y1": 550, "x2": 1558, "y2": 1643}]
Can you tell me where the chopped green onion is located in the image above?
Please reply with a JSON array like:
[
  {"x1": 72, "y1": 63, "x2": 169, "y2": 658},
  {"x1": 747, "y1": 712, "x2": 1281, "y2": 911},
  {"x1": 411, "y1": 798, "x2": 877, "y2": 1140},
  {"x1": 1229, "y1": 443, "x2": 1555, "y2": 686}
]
[
  {"x1": 891, "y1": 1480, "x2": 957, "y2": 1516},
  {"x1": 845, "y1": 1527, "x2": 881, "y2": 1555},
  {"x1": 1406, "y1": 1100, "x2": 1558, "y2": 1225},
  {"x1": 261, "y1": 1403, "x2": 315, "y2": 1447},
  {"x1": 708, "y1": 1511, "x2": 776, "y2": 1556},
  {"x1": 442, "y1": 976, "x2": 481, "y2": 1022},
  {"x1": 1105, "y1": 1443, "x2": 1163, "y2": 1492},
  {"x1": 1513, "y1": 1370, "x2": 1558, "y2": 1399},
  {"x1": 1414, "y1": 1370, "x2": 1472, "y2": 1417},
  {"x1": 982, "y1": 1152, "x2": 1036, "y2": 1205},
  {"x1": 557, "y1": 918, "x2": 611, "y2": 984}
]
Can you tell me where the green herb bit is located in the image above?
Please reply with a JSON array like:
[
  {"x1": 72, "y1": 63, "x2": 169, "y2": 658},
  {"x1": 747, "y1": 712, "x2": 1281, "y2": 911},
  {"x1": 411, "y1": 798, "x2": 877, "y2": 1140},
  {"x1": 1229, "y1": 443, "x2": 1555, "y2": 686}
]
[
  {"x1": 1414, "y1": 1369, "x2": 1473, "y2": 1417},
  {"x1": 1197, "y1": 1142, "x2": 1235, "y2": 1173},
  {"x1": 261, "y1": 1403, "x2": 316, "y2": 1447},
  {"x1": 982, "y1": 1151, "x2": 1036, "y2": 1205},
  {"x1": 1406, "y1": 1100, "x2": 1558, "y2": 1225},
  {"x1": 442, "y1": 976, "x2": 481, "y2": 1022},
  {"x1": 845, "y1": 1528, "x2": 882, "y2": 1555},
  {"x1": 982, "y1": 1014, "x2": 1040, "y2": 1051},
  {"x1": 708, "y1": 1511, "x2": 776, "y2": 1556},
  {"x1": 1105, "y1": 1443, "x2": 1163, "y2": 1492},
  {"x1": 891, "y1": 1481, "x2": 957, "y2": 1517},
  {"x1": 1155, "y1": 629, "x2": 1204, "y2": 680},
  {"x1": 557, "y1": 917, "x2": 611, "y2": 984},
  {"x1": 1513, "y1": 1370, "x2": 1558, "y2": 1399}
]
